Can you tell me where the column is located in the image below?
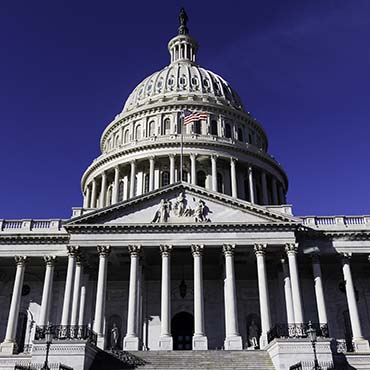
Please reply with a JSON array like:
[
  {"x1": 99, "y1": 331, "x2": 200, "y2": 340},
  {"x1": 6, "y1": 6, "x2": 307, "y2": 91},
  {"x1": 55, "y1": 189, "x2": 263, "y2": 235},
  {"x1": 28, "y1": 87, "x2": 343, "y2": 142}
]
[
  {"x1": 93, "y1": 246, "x2": 111, "y2": 349},
  {"x1": 112, "y1": 166, "x2": 120, "y2": 204},
  {"x1": 169, "y1": 154, "x2": 175, "y2": 184},
  {"x1": 38, "y1": 256, "x2": 56, "y2": 327},
  {"x1": 311, "y1": 254, "x2": 328, "y2": 334},
  {"x1": 0, "y1": 256, "x2": 27, "y2": 354},
  {"x1": 90, "y1": 179, "x2": 97, "y2": 208},
  {"x1": 230, "y1": 158, "x2": 238, "y2": 198},
  {"x1": 341, "y1": 254, "x2": 370, "y2": 351},
  {"x1": 129, "y1": 160, "x2": 136, "y2": 198},
  {"x1": 100, "y1": 171, "x2": 107, "y2": 208},
  {"x1": 158, "y1": 245, "x2": 173, "y2": 350},
  {"x1": 60, "y1": 246, "x2": 79, "y2": 328},
  {"x1": 70, "y1": 256, "x2": 84, "y2": 329},
  {"x1": 191, "y1": 244, "x2": 208, "y2": 350},
  {"x1": 124, "y1": 245, "x2": 141, "y2": 350},
  {"x1": 248, "y1": 166, "x2": 255, "y2": 203},
  {"x1": 223, "y1": 244, "x2": 242, "y2": 350},
  {"x1": 254, "y1": 244, "x2": 271, "y2": 348},
  {"x1": 281, "y1": 258, "x2": 295, "y2": 326},
  {"x1": 149, "y1": 156, "x2": 155, "y2": 191},
  {"x1": 271, "y1": 178, "x2": 278, "y2": 205},
  {"x1": 78, "y1": 284, "x2": 86, "y2": 327},
  {"x1": 211, "y1": 155, "x2": 217, "y2": 192},
  {"x1": 190, "y1": 154, "x2": 197, "y2": 185},
  {"x1": 83, "y1": 185, "x2": 91, "y2": 208},
  {"x1": 285, "y1": 243, "x2": 304, "y2": 329},
  {"x1": 261, "y1": 172, "x2": 268, "y2": 205}
]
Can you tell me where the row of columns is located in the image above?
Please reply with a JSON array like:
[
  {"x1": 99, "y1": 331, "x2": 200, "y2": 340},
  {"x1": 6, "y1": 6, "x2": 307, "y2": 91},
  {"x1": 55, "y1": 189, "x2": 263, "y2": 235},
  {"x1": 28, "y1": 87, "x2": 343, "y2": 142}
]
[
  {"x1": 1, "y1": 246, "x2": 368, "y2": 354},
  {"x1": 85, "y1": 155, "x2": 286, "y2": 208}
]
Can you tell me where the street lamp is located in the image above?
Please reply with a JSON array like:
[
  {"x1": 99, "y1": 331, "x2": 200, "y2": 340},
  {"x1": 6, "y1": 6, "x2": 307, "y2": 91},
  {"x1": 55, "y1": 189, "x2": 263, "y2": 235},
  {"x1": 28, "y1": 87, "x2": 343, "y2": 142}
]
[
  {"x1": 307, "y1": 321, "x2": 322, "y2": 370},
  {"x1": 41, "y1": 324, "x2": 53, "y2": 370}
]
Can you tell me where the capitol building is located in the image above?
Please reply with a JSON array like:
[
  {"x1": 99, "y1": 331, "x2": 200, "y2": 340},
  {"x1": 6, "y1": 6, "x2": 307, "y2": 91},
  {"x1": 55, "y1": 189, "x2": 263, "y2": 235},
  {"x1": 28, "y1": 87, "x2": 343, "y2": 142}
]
[{"x1": 1, "y1": 10, "x2": 370, "y2": 370}]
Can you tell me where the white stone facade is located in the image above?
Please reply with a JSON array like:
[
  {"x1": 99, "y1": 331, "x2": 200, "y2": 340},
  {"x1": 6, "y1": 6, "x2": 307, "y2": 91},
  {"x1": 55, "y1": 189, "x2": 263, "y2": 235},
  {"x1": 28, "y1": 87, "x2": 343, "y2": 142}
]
[{"x1": 0, "y1": 10, "x2": 370, "y2": 370}]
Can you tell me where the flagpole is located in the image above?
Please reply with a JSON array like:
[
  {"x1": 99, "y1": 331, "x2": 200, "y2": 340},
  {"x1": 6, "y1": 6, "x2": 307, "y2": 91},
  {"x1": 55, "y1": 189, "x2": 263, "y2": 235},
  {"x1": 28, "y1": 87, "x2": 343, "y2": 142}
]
[{"x1": 180, "y1": 111, "x2": 184, "y2": 182}]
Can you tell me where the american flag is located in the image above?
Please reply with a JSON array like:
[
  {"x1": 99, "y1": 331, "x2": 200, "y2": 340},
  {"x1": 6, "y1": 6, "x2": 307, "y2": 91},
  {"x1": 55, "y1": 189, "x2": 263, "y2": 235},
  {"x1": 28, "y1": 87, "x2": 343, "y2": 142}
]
[{"x1": 183, "y1": 110, "x2": 208, "y2": 125}]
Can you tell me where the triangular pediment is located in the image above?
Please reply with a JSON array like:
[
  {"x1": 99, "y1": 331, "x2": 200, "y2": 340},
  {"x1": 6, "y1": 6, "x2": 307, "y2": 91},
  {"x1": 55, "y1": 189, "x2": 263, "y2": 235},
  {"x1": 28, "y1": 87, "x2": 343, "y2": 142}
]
[{"x1": 66, "y1": 183, "x2": 299, "y2": 229}]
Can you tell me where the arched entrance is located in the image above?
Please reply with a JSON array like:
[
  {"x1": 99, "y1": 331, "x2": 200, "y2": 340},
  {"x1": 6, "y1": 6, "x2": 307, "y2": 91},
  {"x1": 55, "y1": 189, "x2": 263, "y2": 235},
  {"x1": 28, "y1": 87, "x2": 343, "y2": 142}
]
[{"x1": 172, "y1": 312, "x2": 194, "y2": 350}]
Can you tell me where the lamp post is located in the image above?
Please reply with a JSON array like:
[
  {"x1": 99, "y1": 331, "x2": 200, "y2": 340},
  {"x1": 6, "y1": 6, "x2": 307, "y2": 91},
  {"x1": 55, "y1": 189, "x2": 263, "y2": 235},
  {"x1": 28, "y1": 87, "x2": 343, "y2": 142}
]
[
  {"x1": 41, "y1": 324, "x2": 53, "y2": 370},
  {"x1": 307, "y1": 321, "x2": 322, "y2": 370}
]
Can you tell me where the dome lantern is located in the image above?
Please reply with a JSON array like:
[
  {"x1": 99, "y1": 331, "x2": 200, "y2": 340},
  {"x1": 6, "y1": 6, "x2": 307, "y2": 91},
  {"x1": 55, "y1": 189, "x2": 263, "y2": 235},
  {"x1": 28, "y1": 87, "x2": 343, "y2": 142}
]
[{"x1": 168, "y1": 8, "x2": 198, "y2": 64}]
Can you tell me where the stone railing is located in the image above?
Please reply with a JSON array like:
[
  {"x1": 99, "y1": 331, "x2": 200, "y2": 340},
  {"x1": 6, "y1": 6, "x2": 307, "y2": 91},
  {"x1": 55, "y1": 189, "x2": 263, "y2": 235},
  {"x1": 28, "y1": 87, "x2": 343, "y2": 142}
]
[
  {"x1": 301, "y1": 215, "x2": 370, "y2": 229},
  {"x1": 267, "y1": 323, "x2": 329, "y2": 343},
  {"x1": 0, "y1": 219, "x2": 66, "y2": 233}
]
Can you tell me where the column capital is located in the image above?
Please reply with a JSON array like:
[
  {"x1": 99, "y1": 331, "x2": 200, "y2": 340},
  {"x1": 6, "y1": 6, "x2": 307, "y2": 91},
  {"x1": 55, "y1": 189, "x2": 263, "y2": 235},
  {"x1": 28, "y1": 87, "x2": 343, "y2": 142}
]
[
  {"x1": 254, "y1": 243, "x2": 267, "y2": 256},
  {"x1": 222, "y1": 244, "x2": 235, "y2": 257},
  {"x1": 190, "y1": 153, "x2": 197, "y2": 160},
  {"x1": 114, "y1": 165, "x2": 120, "y2": 171},
  {"x1": 101, "y1": 170, "x2": 106, "y2": 178},
  {"x1": 44, "y1": 255, "x2": 57, "y2": 266},
  {"x1": 169, "y1": 153, "x2": 176, "y2": 159},
  {"x1": 211, "y1": 154, "x2": 219, "y2": 160},
  {"x1": 230, "y1": 157, "x2": 237, "y2": 164},
  {"x1": 128, "y1": 244, "x2": 141, "y2": 257},
  {"x1": 311, "y1": 253, "x2": 321, "y2": 264},
  {"x1": 285, "y1": 243, "x2": 299, "y2": 255},
  {"x1": 341, "y1": 252, "x2": 352, "y2": 263},
  {"x1": 130, "y1": 159, "x2": 136, "y2": 165},
  {"x1": 97, "y1": 245, "x2": 111, "y2": 256},
  {"x1": 191, "y1": 244, "x2": 204, "y2": 257},
  {"x1": 67, "y1": 245, "x2": 80, "y2": 257},
  {"x1": 14, "y1": 256, "x2": 27, "y2": 266},
  {"x1": 149, "y1": 155, "x2": 156, "y2": 161},
  {"x1": 159, "y1": 244, "x2": 172, "y2": 257}
]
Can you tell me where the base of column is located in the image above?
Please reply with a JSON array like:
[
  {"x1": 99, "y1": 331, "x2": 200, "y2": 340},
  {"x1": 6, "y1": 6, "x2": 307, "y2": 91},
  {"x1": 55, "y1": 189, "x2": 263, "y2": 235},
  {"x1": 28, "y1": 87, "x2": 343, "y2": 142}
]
[
  {"x1": 96, "y1": 335, "x2": 105, "y2": 350},
  {"x1": 123, "y1": 335, "x2": 140, "y2": 351},
  {"x1": 259, "y1": 334, "x2": 268, "y2": 349},
  {"x1": 158, "y1": 335, "x2": 173, "y2": 350},
  {"x1": 192, "y1": 335, "x2": 208, "y2": 350},
  {"x1": 0, "y1": 340, "x2": 17, "y2": 354},
  {"x1": 353, "y1": 338, "x2": 370, "y2": 352},
  {"x1": 224, "y1": 335, "x2": 243, "y2": 350}
]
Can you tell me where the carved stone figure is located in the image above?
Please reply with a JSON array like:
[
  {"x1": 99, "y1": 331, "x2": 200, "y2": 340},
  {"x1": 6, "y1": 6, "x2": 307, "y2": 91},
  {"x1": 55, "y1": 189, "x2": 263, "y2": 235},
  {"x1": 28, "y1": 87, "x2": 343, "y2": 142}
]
[
  {"x1": 194, "y1": 199, "x2": 207, "y2": 222},
  {"x1": 174, "y1": 192, "x2": 186, "y2": 216},
  {"x1": 152, "y1": 199, "x2": 171, "y2": 223},
  {"x1": 111, "y1": 322, "x2": 119, "y2": 350},
  {"x1": 248, "y1": 320, "x2": 259, "y2": 349}
]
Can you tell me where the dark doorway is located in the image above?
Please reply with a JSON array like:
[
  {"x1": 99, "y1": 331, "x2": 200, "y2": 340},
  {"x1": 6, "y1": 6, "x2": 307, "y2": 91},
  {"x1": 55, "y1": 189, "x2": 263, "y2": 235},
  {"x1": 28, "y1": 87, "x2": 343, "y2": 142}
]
[
  {"x1": 16, "y1": 312, "x2": 27, "y2": 353},
  {"x1": 172, "y1": 312, "x2": 194, "y2": 350}
]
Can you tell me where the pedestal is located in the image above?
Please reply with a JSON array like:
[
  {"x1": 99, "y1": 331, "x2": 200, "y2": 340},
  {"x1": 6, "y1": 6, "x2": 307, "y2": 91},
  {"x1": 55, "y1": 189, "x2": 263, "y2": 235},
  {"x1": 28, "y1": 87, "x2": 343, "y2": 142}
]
[
  {"x1": 96, "y1": 335, "x2": 105, "y2": 350},
  {"x1": 123, "y1": 336, "x2": 140, "y2": 351},
  {"x1": 0, "y1": 341, "x2": 17, "y2": 354},
  {"x1": 353, "y1": 338, "x2": 370, "y2": 352},
  {"x1": 224, "y1": 335, "x2": 243, "y2": 350},
  {"x1": 259, "y1": 334, "x2": 268, "y2": 349},
  {"x1": 193, "y1": 335, "x2": 208, "y2": 350},
  {"x1": 158, "y1": 335, "x2": 173, "y2": 350}
]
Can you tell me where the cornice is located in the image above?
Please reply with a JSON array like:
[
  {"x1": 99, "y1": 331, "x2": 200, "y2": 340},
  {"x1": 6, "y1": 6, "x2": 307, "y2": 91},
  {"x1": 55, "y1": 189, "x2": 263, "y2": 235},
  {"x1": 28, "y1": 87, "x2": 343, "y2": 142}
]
[{"x1": 0, "y1": 234, "x2": 70, "y2": 245}]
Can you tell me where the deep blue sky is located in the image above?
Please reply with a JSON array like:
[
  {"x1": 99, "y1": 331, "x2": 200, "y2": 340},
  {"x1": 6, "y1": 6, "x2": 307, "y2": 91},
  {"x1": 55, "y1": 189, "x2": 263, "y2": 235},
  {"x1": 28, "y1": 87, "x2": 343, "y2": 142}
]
[{"x1": 1, "y1": 1, "x2": 369, "y2": 219}]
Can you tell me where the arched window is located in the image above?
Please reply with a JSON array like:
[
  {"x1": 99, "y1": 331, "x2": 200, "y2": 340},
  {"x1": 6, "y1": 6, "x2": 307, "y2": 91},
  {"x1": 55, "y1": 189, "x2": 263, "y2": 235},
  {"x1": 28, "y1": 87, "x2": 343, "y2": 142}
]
[
  {"x1": 182, "y1": 170, "x2": 189, "y2": 182},
  {"x1": 118, "y1": 181, "x2": 124, "y2": 201},
  {"x1": 193, "y1": 121, "x2": 201, "y2": 135},
  {"x1": 237, "y1": 127, "x2": 243, "y2": 142},
  {"x1": 161, "y1": 171, "x2": 170, "y2": 187},
  {"x1": 225, "y1": 123, "x2": 232, "y2": 139},
  {"x1": 217, "y1": 173, "x2": 223, "y2": 192},
  {"x1": 210, "y1": 120, "x2": 218, "y2": 136},
  {"x1": 115, "y1": 135, "x2": 120, "y2": 147},
  {"x1": 163, "y1": 118, "x2": 171, "y2": 135},
  {"x1": 135, "y1": 125, "x2": 142, "y2": 140},
  {"x1": 197, "y1": 170, "x2": 206, "y2": 188},
  {"x1": 148, "y1": 120, "x2": 155, "y2": 136},
  {"x1": 124, "y1": 129, "x2": 129, "y2": 143}
]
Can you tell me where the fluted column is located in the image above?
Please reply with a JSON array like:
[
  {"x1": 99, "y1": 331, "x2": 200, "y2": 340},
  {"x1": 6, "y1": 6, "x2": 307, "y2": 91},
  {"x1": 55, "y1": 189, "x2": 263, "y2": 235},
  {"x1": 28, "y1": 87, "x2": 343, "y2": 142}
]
[
  {"x1": 261, "y1": 172, "x2": 268, "y2": 205},
  {"x1": 158, "y1": 245, "x2": 173, "y2": 350},
  {"x1": 281, "y1": 258, "x2": 295, "y2": 325},
  {"x1": 169, "y1": 154, "x2": 175, "y2": 184},
  {"x1": 311, "y1": 254, "x2": 328, "y2": 329},
  {"x1": 112, "y1": 166, "x2": 120, "y2": 204},
  {"x1": 100, "y1": 171, "x2": 107, "y2": 208},
  {"x1": 230, "y1": 158, "x2": 238, "y2": 198},
  {"x1": 38, "y1": 256, "x2": 56, "y2": 327},
  {"x1": 271, "y1": 178, "x2": 278, "y2": 205},
  {"x1": 83, "y1": 185, "x2": 91, "y2": 208},
  {"x1": 342, "y1": 254, "x2": 370, "y2": 351},
  {"x1": 223, "y1": 244, "x2": 242, "y2": 350},
  {"x1": 124, "y1": 245, "x2": 141, "y2": 350},
  {"x1": 248, "y1": 166, "x2": 255, "y2": 203},
  {"x1": 78, "y1": 284, "x2": 86, "y2": 327},
  {"x1": 211, "y1": 155, "x2": 218, "y2": 192},
  {"x1": 129, "y1": 160, "x2": 136, "y2": 198},
  {"x1": 254, "y1": 244, "x2": 271, "y2": 348},
  {"x1": 285, "y1": 243, "x2": 304, "y2": 325},
  {"x1": 0, "y1": 256, "x2": 27, "y2": 354},
  {"x1": 60, "y1": 246, "x2": 79, "y2": 327},
  {"x1": 93, "y1": 246, "x2": 111, "y2": 349},
  {"x1": 91, "y1": 179, "x2": 97, "y2": 208},
  {"x1": 149, "y1": 156, "x2": 155, "y2": 191},
  {"x1": 191, "y1": 244, "x2": 208, "y2": 350},
  {"x1": 70, "y1": 256, "x2": 84, "y2": 327},
  {"x1": 190, "y1": 154, "x2": 197, "y2": 185}
]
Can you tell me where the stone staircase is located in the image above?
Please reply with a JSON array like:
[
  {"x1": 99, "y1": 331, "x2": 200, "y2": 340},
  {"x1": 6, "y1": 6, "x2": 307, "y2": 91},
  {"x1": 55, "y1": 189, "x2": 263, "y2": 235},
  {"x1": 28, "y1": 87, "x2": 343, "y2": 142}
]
[{"x1": 91, "y1": 350, "x2": 276, "y2": 370}]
